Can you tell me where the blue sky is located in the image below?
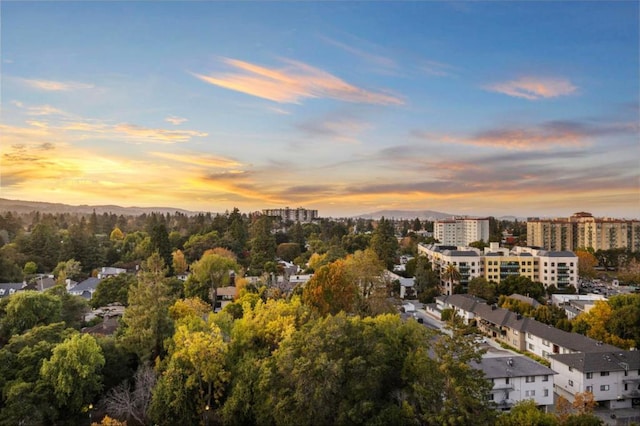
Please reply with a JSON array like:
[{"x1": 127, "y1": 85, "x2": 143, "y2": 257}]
[{"x1": 1, "y1": 2, "x2": 638, "y2": 218}]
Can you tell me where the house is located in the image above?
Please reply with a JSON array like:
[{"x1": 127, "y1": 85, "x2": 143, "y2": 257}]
[
  {"x1": 68, "y1": 277, "x2": 102, "y2": 299},
  {"x1": 215, "y1": 286, "x2": 237, "y2": 312},
  {"x1": 97, "y1": 267, "x2": 127, "y2": 279},
  {"x1": 473, "y1": 355, "x2": 556, "y2": 411},
  {"x1": 0, "y1": 282, "x2": 25, "y2": 299},
  {"x1": 22, "y1": 275, "x2": 56, "y2": 292},
  {"x1": 550, "y1": 350, "x2": 640, "y2": 409}
]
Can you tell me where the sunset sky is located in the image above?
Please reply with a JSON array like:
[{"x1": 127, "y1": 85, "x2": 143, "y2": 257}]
[{"x1": 1, "y1": 2, "x2": 638, "y2": 218}]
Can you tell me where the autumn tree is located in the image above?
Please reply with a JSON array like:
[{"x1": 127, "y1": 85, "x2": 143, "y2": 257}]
[
  {"x1": 572, "y1": 298, "x2": 637, "y2": 349},
  {"x1": 575, "y1": 249, "x2": 598, "y2": 279},
  {"x1": 172, "y1": 249, "x2": 188, "y2": 275},
  {"x1": 302, "y1": 259, "x2": 358, "y2": 316},
  {"x1": 191, "y1": 252, "x2": 239, "y2": 309}
]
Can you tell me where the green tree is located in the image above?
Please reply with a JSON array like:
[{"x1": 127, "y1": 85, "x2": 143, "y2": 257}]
[
  {"x1": 120, "y1": 253, "x2": 176, "y2": 363},
  {"x1": 0, "y1": 291, "x2": 62, "y2": 339},
  {"x1": 191, "y1": 252, "x2": 239, "y2": 309},
  {"x1": 468, "y1": 276, "x2": 496, "y2": 303},
  {"x1": 369, "y1": 217, "x2": 398, "y2": 270},
  {"x1": 442, "y1": 263, "x2": 462, "y2": 295},
  {"x1": 40, "y1": 333, "x2": 105, "y2": 415},
  {"x1": 276, "y1": 242, "x2": 301, "y2": 262},
  {"x1": 249, "y1": 216, "x2": 277, "y2": 275},
  {"x1": 23, "y1": 260, "x2": 38, "y2": 277},
  {"x1": 91, "y1": 274, "x2": 137, "y2": 308},
  {"x1": 496, "y1": 399, "x2": 558, "y2": 426}
]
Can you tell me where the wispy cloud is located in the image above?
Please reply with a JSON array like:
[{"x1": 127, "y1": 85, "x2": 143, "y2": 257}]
[
  {"x1": 12, "y1": 101, "x2": 69, "y2": 116},
  {"x1": 192, "y1": 57, "x2": 403, "y2": 105},
  {"x1": 165, "y1": 116, "x2": 188, "y2": 125},
  {"x1": 421, "y1": 60, "x2": 457, "y2": 77},
  {"x1": 150, "y1": 151, "x2": 243, "y2": 168},
  {"x1": 113, "y1": 124, "x2": 208, "y2": 144},
  {"x1": 295, "y1": 112, "x2": 370, "y2": 144},
  {"x1": 484, "y1": 76, "x2": 577, "y2": 100},
  {"x1": 412, "y1": 119, "x2": 636, "y2": 150},
  {"x1": 20, "y1": 78, "x2": 95, "y2": 92},
  {"x1": 320, "y1": 35, "x2": 397, "y2": 70}
]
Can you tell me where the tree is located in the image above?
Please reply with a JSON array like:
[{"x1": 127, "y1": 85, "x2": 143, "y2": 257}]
[
  {"x1": 120, "y1": 253, "x2": 176, "y2": 363},
  {"x1": 149, "y1": 221, "x2": 173, "y2": 275},
  {"x1": 0, "y1": 291, "x2": 62, "y2": 339},
  {"x1": 110, "y1": 226, "x2": 125, "y2": 242},
  {"x1": 572, "y1": 299, "x2": 637, "y2": 349},
  {"x1": 249, "y1": 216, "x2": 276, "y2": 275},
  {"x1": 302, "y1": 259, "x2": 358, "y2": 316},
  {"x1": 277, "y1": 242, "x2": 301, "y2": 262},
  {"x1": 40, "y1": 333, "x2": 105, "y2": 414},
  {"x1": 91, "y1": 274, "x2": 137, "y2": 308},
  {"x1": 23, "y1": 260, "x2": 38, "y2": 277},
  {"x1": 172, "y1": 249, "x2": 188, "y2": 275},
  {"x1": 575, "y1": 250, "x2": 597, "y2": 279},
  {"x1": 369, "y1": 217, "x2": 398, "y2": 270},
  {"x1": 468, "y1": 277, "x2": 496, "y2": 303},
  {"x1": 102, "y1": 365, "x2": 156, "y2": 425},
  {"x1": 344, "y1": 248, "x2": 392, "y2": 315},
  {"x1": 191, "y1": 252, "x2": 239, "y2": 309},
  {"x1": 496, "y1": 399, "x2": 558, "y2": 426},
  {"x1": 442, "y1": 263, "x2": 462, "y2": 295}
]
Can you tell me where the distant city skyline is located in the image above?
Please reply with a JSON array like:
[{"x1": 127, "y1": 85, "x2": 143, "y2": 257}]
[{"x1": 1, "y1": 2, "x2": 638, "y2": 218}]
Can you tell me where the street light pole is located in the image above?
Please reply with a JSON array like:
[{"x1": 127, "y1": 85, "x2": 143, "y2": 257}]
[{"x1": 88, "y1": 403, "x2": 93, "y2": 425}]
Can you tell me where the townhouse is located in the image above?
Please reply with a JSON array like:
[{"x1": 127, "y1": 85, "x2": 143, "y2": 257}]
[{"x1": 551, "y1": 350, "x2": 640, "y2": 409}]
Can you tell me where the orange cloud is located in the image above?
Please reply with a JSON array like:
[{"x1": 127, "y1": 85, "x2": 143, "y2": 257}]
[
  {"x1": 192, "y1": 57, "x2": 403, "y2": 105},
  {"x1": 20, "y1": 78, "x2": 95, "y2": 91},
  {"x1": 485, "y1": 77, "x2": 577, "y2": 100},
  {"x1": 114, "y1": 124, "x2": 208, "y2": 144},
  {"x1": 150, "y1": 151, "x2": 243, "y2": 168}
]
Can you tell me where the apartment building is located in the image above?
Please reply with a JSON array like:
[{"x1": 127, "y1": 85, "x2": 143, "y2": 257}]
[
  {"x1": 551, "y1": 350, "x2": 640, "y2": 409},
  {"x1": 434, "y1": 217, "x2": 490, "y2": 246},
  {"x1": 417, "y1": 244, "x2": 483, "y2": 295},
  {"x1": 474, "y1": 355, "x2": 556, "y2": 411},
  {"x1": 419, "y1": 243, "x2": 578, "y2": 291},
  {"x1": 527, "y1": 212, "x2": 640, "y2": 252},
  {"x1": 262, "y1": 207, "x2": 318, "y2": 223}
]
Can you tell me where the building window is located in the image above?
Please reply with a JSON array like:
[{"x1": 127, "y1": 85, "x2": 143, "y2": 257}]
[
  {"x1": 542, "y1": 339, "x2": 550, "y2": 347},
  {"x1": 542, "y1": 375, "x2": 549, "y2": 382},
  {"x1": 488, "y1": 393, "x2": 494, "y2": 401},
  {"x1": 601, "y1": 371, "x2": 609, "y2": 377},
  {"x1": 600, "y1": 385, "x2": 610, "y2": 391},
  {"x1": 544, "y1": 389, "x2": 549, "y2": 397},
  {"x1": 505, "y1": 377, "x2": 510, "y2": 384},
  {"x1": 525, "y1": 390, "x2": 535, "y2": 397},
  {"x1": 586, "y1": 372, "x2": 593, "y2": 379},
  {"x1": 586, "y1": 386, "x2": 593, "y2": 392},
  {"x1": 528, "y1": 343, "x2": 534, "y2": 350},
  {"x1": 569, "y1": 380, "x2": 574, "y2": 387},
  {"x1": 526, "y1": 376, "x2": 535, "y2": 383}
]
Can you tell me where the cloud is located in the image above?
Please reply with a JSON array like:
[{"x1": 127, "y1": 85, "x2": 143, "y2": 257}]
[
  {"x1": 295, "y1": 113, "x2": 369, "y2": 144},
  {"x1": 320, "y1": 36, "x2": 397, "y2": 70},
  {"x1": 192, "y1": 57, "x2": 403, "y2": 105},
  {"x1": 484, "y1": 77, "x2": 577, "y2": 100},
  {"x1": 12, "y1": 101, "x2": 69, "y2": 116},
  {"x1": 421, "y1": 60, "x2": 457, "y2": 77},
  {"x1": 165, "y1": 116, "x2": 188, "y2": 125},
  {"x1": 20, "y1": 78, "x2": 95, "y2": 91},
  {"x1": 113, "y1": 124, "x2": 208, "y2": 144},
  {"x1": 150, "y1": 151, "x2": 243, "y2": 168},
  {"x1": 412, "y1": 119, "x2": 637, "y2": 150}
]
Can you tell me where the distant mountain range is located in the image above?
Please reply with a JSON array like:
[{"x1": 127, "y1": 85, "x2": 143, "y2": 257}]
[
  {"x1": 356, "y1": 209, "x2": 455, "y2": 220},
  {"x1": 0, "y1": 198, "x2": 200, "y2": 216}
]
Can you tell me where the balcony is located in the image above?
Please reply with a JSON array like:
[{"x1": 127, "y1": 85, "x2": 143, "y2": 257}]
[{"x1": 492, "y1": 383, "x2": 515, "y2": 391}]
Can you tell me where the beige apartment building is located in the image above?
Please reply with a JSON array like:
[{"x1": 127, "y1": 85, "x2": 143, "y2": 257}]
[{"x1": 527, "y1": 212, "x2": 640, "y2": 252}]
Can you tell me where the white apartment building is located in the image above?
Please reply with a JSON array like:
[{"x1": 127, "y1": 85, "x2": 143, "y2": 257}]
[
  {"x1": 551, "y1": 350, "x2": 640, "y2": 409},
  {"x1": 474, "y1": 355, "x2": 556, "y2": 411},
  {"x1": 417, "y1": 244, "x2": 483, "y2": 295},
  {"x1": 262, "y1": 207, "x2": 318, "y2": 223},
  {"x1": 434, "y1": 218, "x2": 490, "y2": 246}
]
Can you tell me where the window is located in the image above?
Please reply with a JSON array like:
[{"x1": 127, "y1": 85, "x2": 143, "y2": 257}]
[
  {"x1": 542, "y1": 375, "x2": 549, "y2": 382},
  {"x1": 601, "y1": 371, "x2": 609, "y2": 377},
  {"x1": 505, "y1": 377, "x2": 510, "y2": 384},
  {"x1": 624, "y1": 370, "x2": 628, "y2": 377},
  {"x1": 542, "y1": 339, "x2": 550, "y2": 347},
  {"x1": 525, "y1": 390, "x2": 536, "y2": 397},
  {"x1": 600, "y1": 385, "x2": 610, "y2": 391},
  {"x1": 528, "y1": 343, "x2": 534, "y2": 350},
  {"x1": 568, "y1": 380, "x2": 574, "y2": 387},
  {"x1": 569, "y1": 367, "x2": 573, "y2": 372},
  {"x1": 526, "y1": 376, "x2": 535, "y2": 383},
  {"x1": 544, "y1": 389, "x2": 549, "y2": 397},
  {"x1": 586, "y1": 372, "x2": 593, "y2": 379},
  {"x1": 586, "y1": 386, "x2": 593, "y2": 392},
  {"x1": 488, "y1": 393, "x2": 494, "y2": 401}
]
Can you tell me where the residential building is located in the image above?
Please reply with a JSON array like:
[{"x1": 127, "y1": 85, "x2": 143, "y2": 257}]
[
  {"x1": 551, "y1": 350, "x2": 640, "y2": 409},
  {"x1": 473, "y1": 355, "x2": 556, "y2": 411},
  {"x1": 97, "y1": 267, "x2": 127, "y2": 279},
  {"x1": 0, "y1": 282, "x2": 24, "y2": 299},
  {"x1": 527, "y1": 212, "x2": 640, "y2": 252},
  {"x1": 434, "y1": 217, "x2": 490, "y2": 246},
  {"x1": 417, "y1": 244, "x2": 483, "y2": 295},
  {"x1": 68, "y1": 277, "x2": 101, "y2": 299},
  {"x1": 262, "y1": 207, "x2": 318, "y2": 223}
]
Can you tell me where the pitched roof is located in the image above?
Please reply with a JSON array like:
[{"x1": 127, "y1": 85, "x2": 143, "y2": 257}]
[
  {"x1": 71, "y1": 277, "x2": 101, "y2": 292},
  {"x1": 438, "y1": 294, "x2": 486, "y2": 312},
  {"x1": 524, "y1": 320, "x2": 618, "y2": 353},
  {"x1": 550, "y1": 350, "x2": 640, "y2": 373},
  {"x1": 0, "y1": 282, "x2": 25, "y2": 298},
  {"x1": 474, "y1": 356, "x2": 556, "y2": 379}
]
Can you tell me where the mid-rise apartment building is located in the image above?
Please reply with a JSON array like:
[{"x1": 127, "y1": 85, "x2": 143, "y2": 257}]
[
  {"x1": 417, "y1": 244, "x2": 483, "y2": 295},
  {"x1": 527, "y1": 212, "x2": 640, "y2": 252},
  {"x1": 434, "y1": 217, "x2": 490, "y2": 246},
  {"x1": 262, "y1": 207, "x2": 318, "y2": 223}
]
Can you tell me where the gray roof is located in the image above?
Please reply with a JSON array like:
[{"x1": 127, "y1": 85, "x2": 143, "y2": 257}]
[
  {"x1": 443, "y1": 250, "x2": 479, "y2": 257},
  {"x1": 473, "y1": 356, "x2": 556, "y2": 379},
  {"x1": 438, "y1": 294, "x2": 486, "y2": 312},
  {"x1": 71, "y1": 277, "x2": 102, "y2": 292},
  {"x1": 537, "y1": 251, "x2": 577, "y2": 258},
  {"x1": 0, "y1": 282, "x2": 25, "y2": 298},
  {"x1": 550, "y1": 350, "x2": 640, "y2": 373},
  {"x1": 524, "y1": 320, "x2": 618, "y2": 353}
]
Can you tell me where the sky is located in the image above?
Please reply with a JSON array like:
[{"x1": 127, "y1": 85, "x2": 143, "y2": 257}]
[{"x1": 1, "y1": 2, "x2": 638, "y2": 218}]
